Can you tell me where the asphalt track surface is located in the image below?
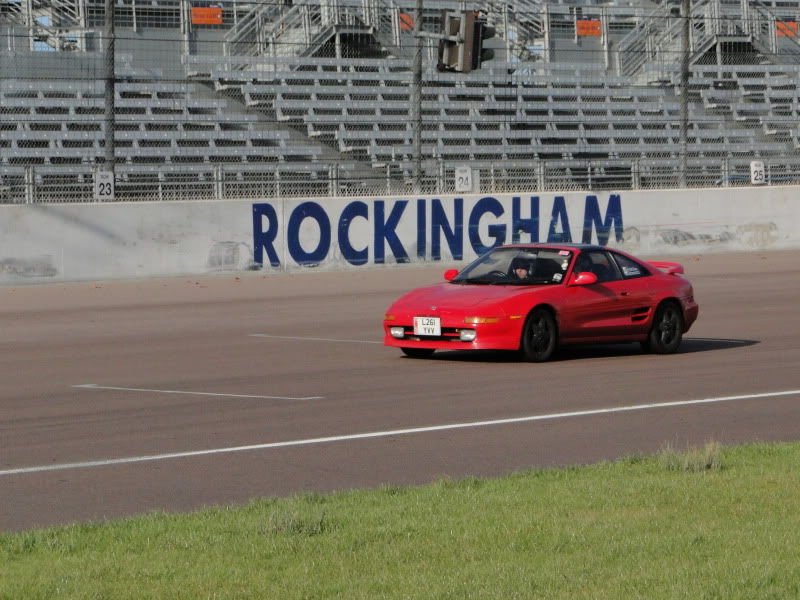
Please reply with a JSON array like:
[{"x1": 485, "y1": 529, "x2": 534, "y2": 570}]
[{"x1": 1, "y1": 250, "x2": 799, "y2": 532}]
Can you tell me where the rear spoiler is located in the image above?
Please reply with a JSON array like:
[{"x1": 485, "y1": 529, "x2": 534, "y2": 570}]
[{"x1": 649, "y1": 261, "x2": 685, "y2": 275}]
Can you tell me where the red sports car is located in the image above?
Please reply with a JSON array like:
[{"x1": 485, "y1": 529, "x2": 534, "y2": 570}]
[{"x1": 383, "y1": 243, "x2": 699, "y2": 361}]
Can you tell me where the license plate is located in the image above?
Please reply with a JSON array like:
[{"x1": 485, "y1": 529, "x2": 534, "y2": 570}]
[{"x1": 413, "y1": 316, "x2": 441, "y2": 336}]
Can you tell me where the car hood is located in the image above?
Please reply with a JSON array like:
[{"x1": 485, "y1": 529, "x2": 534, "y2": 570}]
[{"x1": 389, "y1": 282, "x2": 538, "y2": 314}]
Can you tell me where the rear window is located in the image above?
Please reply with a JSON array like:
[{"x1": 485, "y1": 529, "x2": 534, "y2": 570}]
[{"x1": 611, "y1": 253, "x2": 651, "y2": 279}]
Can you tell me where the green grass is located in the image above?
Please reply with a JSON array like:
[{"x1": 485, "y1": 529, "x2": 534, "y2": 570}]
[{"x1": 3, "y1": 441, "x2": 800, "y2": 599}]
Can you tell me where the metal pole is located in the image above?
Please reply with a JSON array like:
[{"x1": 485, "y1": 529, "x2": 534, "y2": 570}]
[
  {"x1": 25, "y1": 166, "x2": 34, "y2": 204},
  {"x1": 679, "y1": 0, "x2": 690, "y2": 188},
  {"x1": 182, "y1": 0, "x2": 190, "y2": 58},
  {"x1": 25, "y1": 0, "x2": 34, "y2": 51},
  {"x1": 504, "y1": 3, "x2": 510, "y2": 62},
  {"x1": 411, "y1": 0, "x2": 423, "y2": 193},
  {"x1": 104, "y1": 0, "x2": 116, "y2": 175}
]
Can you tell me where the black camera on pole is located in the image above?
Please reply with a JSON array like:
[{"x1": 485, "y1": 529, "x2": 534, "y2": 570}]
[
  {"x1": 437, "y1": 10, "x2": 475, "y2": 73},
  {"x1": 436, "y1": 10, "x2": 496, "y2": 73},
  {"x1": 471, "y1": 14, "x2": 495, "y2": 71}
]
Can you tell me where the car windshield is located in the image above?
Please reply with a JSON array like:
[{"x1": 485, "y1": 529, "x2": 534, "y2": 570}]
[{"x1": 452, "y1": 247, "x2": 573, "y2": 286}]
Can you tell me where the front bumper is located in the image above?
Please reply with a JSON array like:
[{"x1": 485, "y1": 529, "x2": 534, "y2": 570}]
[{"x1": 383, "y1": 317, "x2": 524, "y2": 351}]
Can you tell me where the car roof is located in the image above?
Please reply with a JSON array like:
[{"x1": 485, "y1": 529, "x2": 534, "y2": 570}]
[{"x1": 500, "y1": 243, "x2": 604, "y2": 252}]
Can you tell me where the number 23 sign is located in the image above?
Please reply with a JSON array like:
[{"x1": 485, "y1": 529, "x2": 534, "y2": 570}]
[{"x1": 94, "y1": 170, "x2": 115, "y2": 201}]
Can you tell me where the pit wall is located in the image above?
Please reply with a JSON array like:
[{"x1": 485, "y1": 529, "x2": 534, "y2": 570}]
[{"x1": 1, "y1": 186, "x2": 797, "y2": 283}]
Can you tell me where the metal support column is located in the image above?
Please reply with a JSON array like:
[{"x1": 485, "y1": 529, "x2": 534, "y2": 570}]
[
  {"x1": 411, "y1": 0, "x2": 423, "y2": 193},
  {"x1": 104, "y1": 0, "x2": 116, "y2": 175},
  {"x1": 679, "y1": 0, "x2": 690, "y2": 188}
]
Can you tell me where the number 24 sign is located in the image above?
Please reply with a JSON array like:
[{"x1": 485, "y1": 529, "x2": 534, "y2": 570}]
[{"x1": 454, "y1": 166, "x2": 474, "y2": 193}]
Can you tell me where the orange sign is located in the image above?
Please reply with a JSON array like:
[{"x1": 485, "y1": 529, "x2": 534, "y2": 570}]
[
  {"x1": 777, "y1": 21, "x2": 798, "y2": 37},
  {"x1": 399, "y1": 13, "x2": 414, "y2": 32},
  {"x1": 191, "y1": 6, "x2": 223, "y2": 25},
  {"x1": 576, "y1": 19, "x2": 602, "y2": 36}
]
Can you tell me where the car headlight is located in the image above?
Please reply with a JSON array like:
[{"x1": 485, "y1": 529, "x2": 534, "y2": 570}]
[
  {"x1": 459, "y1": 329, "x2": 477, "y2": 341},
  {"x1": 390, "y1": 327, "x2": 405, "y2": 339}
]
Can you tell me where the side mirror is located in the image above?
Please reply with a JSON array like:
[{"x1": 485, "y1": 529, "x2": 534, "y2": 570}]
[
  {"x1": 444, "y1": 269, "x2": 459, "y2": 281},
  {"x1": 569, "y1": 271, "x2": 598, "y2": 286}
]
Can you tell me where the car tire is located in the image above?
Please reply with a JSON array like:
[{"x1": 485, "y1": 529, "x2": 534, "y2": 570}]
[
  {"x1": 520, "y1": 308, "x2": 557, "y2": 362},
  {"x1": 642, "y1": 301, "x2": 683, "y2": 354},
  {"x1": 401, "y1": 347, "x2": 435, "y2": 359}
]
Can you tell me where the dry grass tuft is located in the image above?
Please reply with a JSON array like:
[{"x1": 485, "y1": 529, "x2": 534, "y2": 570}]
[{"x1": 658, "y1": 440, "x2": 723, "y2": 472}]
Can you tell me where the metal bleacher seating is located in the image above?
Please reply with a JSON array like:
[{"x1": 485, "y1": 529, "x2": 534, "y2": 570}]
[
  {"x1": 5, "y1": 0, "x2": 800, "y2": 201},
  {"x1": 0, "y1": 73, "x2": 322, "y2": 166},
  {"x1": 216, "y1": 54, "x2": 800, "y2": 166}
]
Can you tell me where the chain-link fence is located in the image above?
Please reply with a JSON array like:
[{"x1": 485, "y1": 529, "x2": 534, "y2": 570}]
[{"x1": 3, "y1": 0, "x2": 800, "y2": 203}]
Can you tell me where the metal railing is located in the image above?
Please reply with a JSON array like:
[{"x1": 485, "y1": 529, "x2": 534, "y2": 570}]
[{"x1": 4, "y1": 158, "x2": 800, "y2": 204}]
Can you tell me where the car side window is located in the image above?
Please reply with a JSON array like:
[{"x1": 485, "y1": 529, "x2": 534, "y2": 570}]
[
  {"x1": 575, "y1": 250, "x2": 621, "y2": 283},
  {"x1": 611, "y1": 253, "x2": 651, "y2": 280}
]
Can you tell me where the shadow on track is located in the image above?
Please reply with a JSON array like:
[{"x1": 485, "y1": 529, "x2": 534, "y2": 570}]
[
  {"x1": 397, "y1": 337, "x2": 759, "y2": 363},
  {"x1": 679, "y1": 337, "x2": 760, "y2": 353}
]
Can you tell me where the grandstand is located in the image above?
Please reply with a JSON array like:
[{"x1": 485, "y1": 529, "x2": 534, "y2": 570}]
[{"x1": 3, "y1": 0, "x2": 800, "y2": 202}]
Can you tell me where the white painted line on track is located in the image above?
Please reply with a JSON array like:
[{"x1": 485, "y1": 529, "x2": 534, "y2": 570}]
[
  {"x1": 250, "y1": 334, "x2": 382, "y2": 344},
  {"x1": 3, "y1": 388, "x2": 799, "y2": 477},
  {"x1": 73, "y1": 384, "x2": 323, "y2": 401}
]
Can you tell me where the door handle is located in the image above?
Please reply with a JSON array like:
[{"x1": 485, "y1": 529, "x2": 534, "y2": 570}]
[{"x1": 620, "y1": 291, "x2": 630, "y2": 296}]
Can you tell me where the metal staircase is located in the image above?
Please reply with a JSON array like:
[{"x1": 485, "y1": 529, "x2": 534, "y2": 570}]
[
  {"x1": 617, "y1": 0, "x2": 800, "y2": 78},
  {"x1": 1, "y1": 0, "x2": 89, "y2": 51},
  {"x1": 745, "y1": 0, "x2": 800, "y2": 63},
  {"x1": 486, "y1": 0, "x2": 546, "y2": 62},
  {"x1": 223, "y1": 0, "x2": 413, "y2": 63}
]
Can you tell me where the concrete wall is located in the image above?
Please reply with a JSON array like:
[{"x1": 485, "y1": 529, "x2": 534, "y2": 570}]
[{"x1": 1, "y1": 186, "x2": 797, "y2": 283}]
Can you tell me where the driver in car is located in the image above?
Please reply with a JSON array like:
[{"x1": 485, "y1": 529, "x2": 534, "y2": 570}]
[{"x1": 510, "y1": 257, "x2": 531, "y2": 280}]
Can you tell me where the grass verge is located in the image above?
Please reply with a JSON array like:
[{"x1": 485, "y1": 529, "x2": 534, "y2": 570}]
[{"x1": 2, "y1": 441, "x2": 800, "y2": 599}]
